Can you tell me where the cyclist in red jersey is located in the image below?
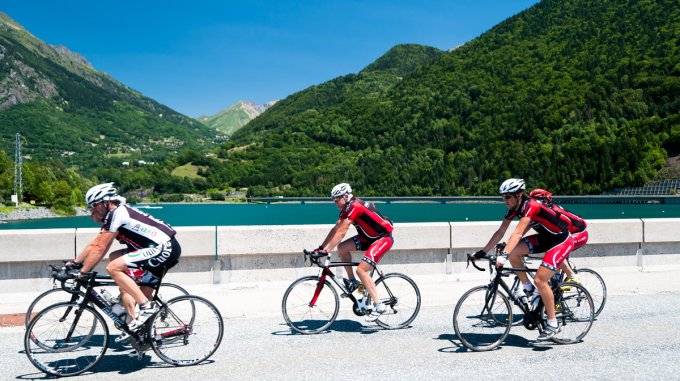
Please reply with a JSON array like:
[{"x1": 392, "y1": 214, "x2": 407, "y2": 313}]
[
  {"x1": 530, "y1": 188, "x2": 588, "y2": 283},
  {"x1": 473, "y1": 178, "x2": 574, "y2": 340},
  {"x1": 315, "y1": 183, "x2": 394, "y2": 322}
]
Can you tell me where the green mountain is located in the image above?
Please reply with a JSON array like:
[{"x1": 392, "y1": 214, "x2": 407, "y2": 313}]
[
  {"x1": 198, "y1": 100, "x2": 276, "y2": 136},
  {"x1": 0, "y1": 13, "x2": 217, "y2": 174},
  {"x1": 204, "y1": 0, "x2": 679, "y2": 197}
]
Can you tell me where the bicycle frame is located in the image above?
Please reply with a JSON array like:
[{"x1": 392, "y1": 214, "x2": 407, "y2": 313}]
[
  {"x1": 308, "y1": 254, "x2": 382, "y2": 312},
  {"x1": 54, "y1": 271, "x2": 177, "y2": 347}
]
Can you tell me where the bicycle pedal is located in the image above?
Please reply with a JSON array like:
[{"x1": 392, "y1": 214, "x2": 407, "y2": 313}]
[{"x1": 128, "y1": 350, "x2": 145, "y2": 360}]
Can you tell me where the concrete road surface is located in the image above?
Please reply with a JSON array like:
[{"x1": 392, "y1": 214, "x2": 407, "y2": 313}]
[{"x1": 2, "y1": 264, "x2": 679, "y2": 380}]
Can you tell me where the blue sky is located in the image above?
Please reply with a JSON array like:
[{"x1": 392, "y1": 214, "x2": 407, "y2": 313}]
[{"x1": 4, "y1": 1, "x2": 539, "y2": 118}]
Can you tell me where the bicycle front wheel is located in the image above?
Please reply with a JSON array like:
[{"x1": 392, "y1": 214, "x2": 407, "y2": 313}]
[
  {"x1": 281, "y1": 276, "x2": 339, "y2": 334},
  {"x1": 372, "y1": 273, "x2": 421, "y2": 329},
  {"x1": 574, "y1": 268, "x2": 607, "y2": 317},
  {"x1": 24, "y1": 302, "x2": 109, "y2": 377},
  {"x1": 453, "y1": 285, "x2": 512, "y2": 351},
  {"x1": 25, "y1": 288, "x2": 86, "y2": 328},
  {"x1": 151, "y1": 295, "x2": 224, "y2": 366},
  {"x1": 551, "y1": 282, "x2": 594, "y2": 344}
]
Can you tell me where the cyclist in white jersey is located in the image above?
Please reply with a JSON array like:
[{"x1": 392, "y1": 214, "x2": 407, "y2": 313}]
[{"x1": 69, "y1": 183, "x2": 181, "y2": 339}]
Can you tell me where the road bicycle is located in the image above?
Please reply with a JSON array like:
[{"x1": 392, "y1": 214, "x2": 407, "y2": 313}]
[
  {"x1": 514, "y1": 255, "x2": 607, "y2": 317},
  {"x1": 282, "y1": 250, "x2": 421, "y2": 334},
  {"x1": 25, "y1": 263, "x2": 190, "y2": 327},
  {"x1": 24, "y1": 265, "x2": 223, "y2": 377},
  {"x1": 452, "y1": 253, "x2": 594, "y2": 351},
  {"x1": 495, "y1": 242, "x2": 607, "y2": 318}
]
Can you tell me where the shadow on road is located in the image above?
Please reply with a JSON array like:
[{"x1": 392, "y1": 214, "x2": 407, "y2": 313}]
[{"x1": 434, "y1": 333, "x2": 552, "y2": 353}]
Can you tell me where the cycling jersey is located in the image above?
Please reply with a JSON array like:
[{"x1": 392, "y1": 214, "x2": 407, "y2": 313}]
[
  {"x1": 505, "y1": 196, "x2": 569, "y2": 241},
  {"x1": 551, "y1": 203, "x2": 588, "y2": 250},
  {"x1": 102, "y1": 205, "x2": 180, "y2": 276},
  {"x1": 340, "y1": 198, "x2": 393, "y2": 239},
  {"x1": 505, "y1": 195, "x2": 572, "y2": 271},
  {"x1": 101, "y1": 205, "x2": 176, "y2": 250},
  {"x1": 340, "y1": 198, "x2": 394, "y2": 266}
]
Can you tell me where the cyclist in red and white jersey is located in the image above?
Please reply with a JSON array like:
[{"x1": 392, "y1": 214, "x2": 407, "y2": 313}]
[
  {"x1": 315, "y1": 183, "x2": 394, "y2": 322},
  {"x1": 473, "y1": 178, "x2": 574, "y2": 340},
  {"x1": 530, "y1": 188, "x2": 588, "y2": 283},
  {"x1": 69, "y1": 183, "x2": 181, "y2": 341}
]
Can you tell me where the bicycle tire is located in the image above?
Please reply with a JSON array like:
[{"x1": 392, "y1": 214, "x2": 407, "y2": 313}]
[
  {"x1": 25, "y1": 288, "x2": 86, "y2": 328},
  {"x1": 372, "y1": 273, "x2": 421, "y2": 329},
  {"x1": 151, "y1": 295, "x2": 224, "y2": 366},
  {"x1": 281, "y1": 275, "x2": 339, "y2": 334},
  {"x1": 573, "y1": 268, "x2": 607, "y2": 317},
  {"x1": 24, "y1": 302, "x2": 109, "y2": 377},
  {"x1": 551, "y1": 282, "x2": 594, "y2": 344},
  {"x1": 453, "y1": 285, "x2": 512, "y2": 351}
]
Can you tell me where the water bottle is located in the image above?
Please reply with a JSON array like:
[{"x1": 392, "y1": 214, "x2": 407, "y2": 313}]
[
  {"x1": 111, "y1": 303, "x2": 126, "y2": 317},
  {"x1": 100, "y1": 289, "x2": 116, "y2": 305},
  {"x1": 356, "y1": 283, "x2": 365, "y2": 295}
]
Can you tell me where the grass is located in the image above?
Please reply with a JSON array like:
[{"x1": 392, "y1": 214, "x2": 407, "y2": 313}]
[{"x1": 171, "y1": 163, "x2": 208, "y2": 179}]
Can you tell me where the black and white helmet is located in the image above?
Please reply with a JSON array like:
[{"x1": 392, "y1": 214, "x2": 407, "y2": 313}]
[
  {"x1": 499, "y1": 178, "x2": 525, "y2": 194},
  {"x1": 330, "y1": 183, "x2": 352, "y2": 199},
  {"x1": 85, "y1": 182, "x2": 117, "y2": 208}
]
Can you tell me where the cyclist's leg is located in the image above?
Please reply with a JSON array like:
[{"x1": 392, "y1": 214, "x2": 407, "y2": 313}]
[
  {"x1": 357, "y1": 235, "x2": 393, "y2": 306},
  {"x1": 337, "y1": 238, "x2": 358, "y2": 280},
  {"x1": 508, "y1": 236, "x2": 532, "y2": 285},
  {"x1": 536, "y1": 235, "x2": 574, "y2": 322},
  {"x1": 108, "y1": 250, "x2": 154, "y2": 305},
  {"x1": 562, "y1": 230, "x2": 588, "y2": 279}
]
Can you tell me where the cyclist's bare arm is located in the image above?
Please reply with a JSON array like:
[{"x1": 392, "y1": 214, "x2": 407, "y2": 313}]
[
  {"x1": 75, "y1": 231, "x2": 117, "y2": 272},
  {"x1": 321, "y1": 218, "x2": 352, "y2": 252},
  {"x1": 481, "y1": 218, "x2": 512, "y2": 254},
  {"x1": 502, "y1": 216, "x2": 531, "y2": 256}
]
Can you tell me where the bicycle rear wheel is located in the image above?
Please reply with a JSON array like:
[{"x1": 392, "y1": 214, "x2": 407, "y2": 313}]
[
  {"x1": 281, "y1": 276, "x2": 339, "y2": 334},
  {"x1": 573, "y1": 268, "x2": 607, "y2": 317},
  {"x1": 453, "y1": 285, "x2": 512, "y2": 351},
  {"x1": 372, "y1": 273, "x2": 421, "y2": 329},
  {"x1": 24, "y1": 302, "x2": 109, "y2": 377},
  {"x1": 551, "y1": 282, "x2": 594, "y2": 344},
  {"x1": 25, "y1": 288, "x2": 86, "y2": 328},
  {"x1": 151, "y1": 295, "x2": 224, "y2": 366}
]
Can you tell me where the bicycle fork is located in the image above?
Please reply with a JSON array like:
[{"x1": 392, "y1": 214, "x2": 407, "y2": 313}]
[{"x1": 309, "y1": 268, "x2": 333, "y2": 307}]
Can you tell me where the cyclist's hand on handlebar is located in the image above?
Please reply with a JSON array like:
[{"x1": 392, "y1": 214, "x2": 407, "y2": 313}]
[
  {"x1": 312, "y1": 248, "x2": 328, "y2": 256},
  {"x1": 496, "y1": 251, "x2": 509, "y2": 268},
  {"x1": 472, "y1": 250, "x2": 486, "y2": 259}
]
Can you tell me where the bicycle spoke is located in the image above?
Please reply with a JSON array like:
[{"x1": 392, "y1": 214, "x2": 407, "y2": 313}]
[
  {"x1": 453, "y1": 286, "x2": 512, "y2": 351},
  {"x1": 282, "y1": 276, "x2": 339, "y2": 334},
  {"x1": 151, "y1": 295, "x2": 223, "y2": 366},
  {"x1": 374, "y1": 273, "x2": 421, "y2": 329},
  {"x1": 24, "y1": 302, "x2": 109, "y2": 377}
]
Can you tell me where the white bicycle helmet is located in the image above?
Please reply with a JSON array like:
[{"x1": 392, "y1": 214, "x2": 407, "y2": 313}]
[
  {"x1": 330, "y1": 183, "x2": 352, "y2": 199},
  {"x1": 85, "y1": 182, "x2": 118, "y2": 207},
  {"x1": 499, "y1": 178, "x2": 525, "y2": 194}
]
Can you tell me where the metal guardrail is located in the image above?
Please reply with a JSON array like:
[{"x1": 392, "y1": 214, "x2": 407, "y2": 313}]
[{"x1": 247, "y1": 195, "x2": 680, "y2": 204}]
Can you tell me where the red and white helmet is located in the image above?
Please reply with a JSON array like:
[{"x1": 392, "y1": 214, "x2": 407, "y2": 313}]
[{"x1": 529, "y1": 188, "x2": 553, "y2": 204}]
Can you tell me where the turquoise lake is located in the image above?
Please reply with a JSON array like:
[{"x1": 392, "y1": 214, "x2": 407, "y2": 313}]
[{"x1": 1, "y1": 202, "x2": 679, "y2": 230}]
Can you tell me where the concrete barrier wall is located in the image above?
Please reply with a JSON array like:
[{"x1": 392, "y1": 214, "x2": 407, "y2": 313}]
[{"x1": 1, "y1": 218, "x2": 679, "y2": 290}]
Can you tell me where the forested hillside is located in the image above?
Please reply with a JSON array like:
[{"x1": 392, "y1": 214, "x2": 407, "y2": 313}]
[
  {"x1": 0, "y1": 13, "x2": 216, "y2": 174},
  {"x1": 202, "y1": 0, "x2": 679, "y2": 197}
]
